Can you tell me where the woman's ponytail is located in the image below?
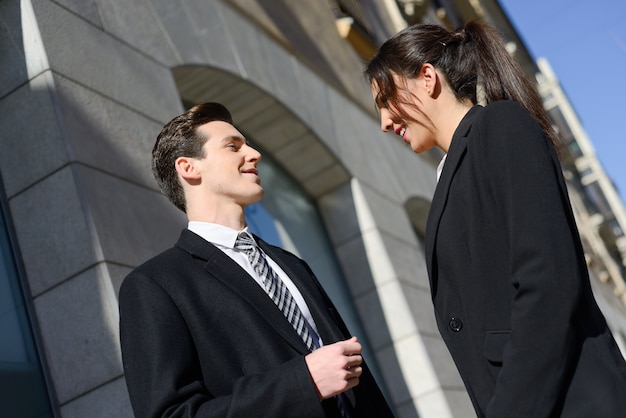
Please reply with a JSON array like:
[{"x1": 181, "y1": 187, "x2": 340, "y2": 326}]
[{"x1": 459, "y1": 21, "x2": 559, "y2": 147}]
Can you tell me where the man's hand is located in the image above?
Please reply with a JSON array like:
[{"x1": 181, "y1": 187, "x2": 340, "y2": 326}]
[{"x1": 305, "y1": 336, "x2": 363, "y2": 400}]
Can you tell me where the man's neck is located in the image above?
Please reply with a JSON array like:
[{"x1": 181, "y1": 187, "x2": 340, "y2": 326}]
[{"x1": 186, "y1": 205, "x2": 247, "y2": 231}]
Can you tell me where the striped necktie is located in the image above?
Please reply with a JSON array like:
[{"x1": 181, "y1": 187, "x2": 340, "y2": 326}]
[
  {"x1": 235, "y1": 232, "x2": 352, "y2": 417},
  {"x1": 235, "y1": 232, "x2": 316, "y2": 352}
]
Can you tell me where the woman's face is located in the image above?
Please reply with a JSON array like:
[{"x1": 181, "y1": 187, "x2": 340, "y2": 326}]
[{"x1": 372, "y1": 75, "x2": 438, "y2": 154}]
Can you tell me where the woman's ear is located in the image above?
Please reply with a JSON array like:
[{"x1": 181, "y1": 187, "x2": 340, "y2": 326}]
[
  {"x1": 420, "y1": 63, "x2": 437, "y2": 96},
  {"x1": 175, "y1": 157, "x2": 201, "y2": 181}
]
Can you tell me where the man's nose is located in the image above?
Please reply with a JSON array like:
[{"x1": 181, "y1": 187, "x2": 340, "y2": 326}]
[{"x1": 246, "y1": 145, "x2": 262, "y2": 162}]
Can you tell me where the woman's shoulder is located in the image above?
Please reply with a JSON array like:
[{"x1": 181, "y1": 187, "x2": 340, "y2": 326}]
[
  {"x1": 479, "y1": 100, "x2": 534, "y2": 124},
  {"x1": 470, "y1": 100, "x2": 543, "y2": 146},
  {"x1": 470, "y1": 100, "x2": 553, "y2": 161}
]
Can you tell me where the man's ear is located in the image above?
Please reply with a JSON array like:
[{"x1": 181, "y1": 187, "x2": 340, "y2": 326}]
[{"x1": 175, "y1": 157, "x2": 201, "y2": 182}]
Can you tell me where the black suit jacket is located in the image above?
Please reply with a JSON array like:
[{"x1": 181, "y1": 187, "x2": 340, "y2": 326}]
[
  {"x1": 119, "y1": 229, "x2": 393, "y2": 417},
  {"x1": 425, "y1": 101, "x2": 626, "y2": 417}
]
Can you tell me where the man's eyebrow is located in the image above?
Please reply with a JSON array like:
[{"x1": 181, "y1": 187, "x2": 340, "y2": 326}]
[{"x1": 220, "y1": 135, "x2": 247, "y2": 144}]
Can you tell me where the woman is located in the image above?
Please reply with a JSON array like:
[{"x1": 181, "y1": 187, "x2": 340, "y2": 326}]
[{"x1": 366, "y1": 21, "x2": 626, "y2": 417}]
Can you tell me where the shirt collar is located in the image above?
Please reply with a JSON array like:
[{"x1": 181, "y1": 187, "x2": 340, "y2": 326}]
[{"x1": 187, "y1": 221, "x2": 250, "y2": 249}]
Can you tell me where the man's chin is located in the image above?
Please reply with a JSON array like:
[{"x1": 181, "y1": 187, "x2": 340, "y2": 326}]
[{"x1": 244, "y1": 189, "x2": 264, "y2": 205}]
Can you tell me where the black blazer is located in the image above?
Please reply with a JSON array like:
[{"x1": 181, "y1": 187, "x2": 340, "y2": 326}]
[
  {"x1": 425, "y1": 101, "x2": 626, "y2": 417},
  {"x1": 119, "y1": 229, "x2": 393, "y2": 417}
]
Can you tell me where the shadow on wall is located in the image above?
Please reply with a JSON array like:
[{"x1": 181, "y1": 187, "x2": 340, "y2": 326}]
[
  {"x1": 0, "y1": 4, "x2": 184, "y2": 414},
  {"x1": 0, "y1": 2, "x2": 59, "y2": 417},
  {"x1": 3, "y1": 76, "x2": 186, "y2": 415},
  {"x1": 405, "y1": 196, "x2": 431, "y2": 246},
  {"x1": 0, "y1": 2, "x2": 56, "y2": 417},
  {"x1": 256, "y1": 0, "x2": 354, "y2": 96}
]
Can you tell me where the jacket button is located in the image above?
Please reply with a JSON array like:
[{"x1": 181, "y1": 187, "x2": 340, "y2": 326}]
[{"x1": 449, "y1": 318, "x2": 463, "y2": 332}]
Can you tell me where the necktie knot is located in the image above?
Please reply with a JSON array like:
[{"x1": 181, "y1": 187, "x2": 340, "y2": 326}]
[{"x1": 235, "y1": 232, "x2": 256, "y2": 253}]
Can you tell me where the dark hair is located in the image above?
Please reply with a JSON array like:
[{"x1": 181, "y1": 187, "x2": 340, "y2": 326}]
[
  {"x1": 365, "y1": 20, "x2": 559, "y2": 147},
  {"x1": 152, "y1": 102, "x2": 234, "y2": 212}
]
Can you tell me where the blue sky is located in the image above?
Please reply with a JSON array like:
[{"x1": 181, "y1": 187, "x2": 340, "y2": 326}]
[{"x1": 499, "y1": 0, "x2": 626, "y2": 198}]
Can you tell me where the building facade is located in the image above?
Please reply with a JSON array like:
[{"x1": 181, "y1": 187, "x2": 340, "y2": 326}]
[
  {"x1": 1, "y1": 0, "x2": 624, "y2": 417},
  {"x1": 534, "y1": 58, "x2": 626, "y2": 348}
]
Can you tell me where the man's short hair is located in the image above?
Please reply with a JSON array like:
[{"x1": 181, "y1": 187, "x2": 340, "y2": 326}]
[{"x1": 152, "y1": 102, "x2": 234, "y2": 212}]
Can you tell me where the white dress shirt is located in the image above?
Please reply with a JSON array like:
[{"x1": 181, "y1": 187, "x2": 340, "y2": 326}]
[
  {"x1": 188, "y1": 221, "x2": 322, "y2": 347},
  {"x1": 437, "y1": 153, "x2": 448, "y2": 182}
]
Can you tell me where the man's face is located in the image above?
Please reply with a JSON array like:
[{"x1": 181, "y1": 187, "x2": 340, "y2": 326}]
[{"x1": 193, "y1": 121, "x2": 264, "y2": 208}]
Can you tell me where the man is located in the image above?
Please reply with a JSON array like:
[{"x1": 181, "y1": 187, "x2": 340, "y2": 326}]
[{"x1": 119, "y1": 102, "x2": 393, "y2": 417}]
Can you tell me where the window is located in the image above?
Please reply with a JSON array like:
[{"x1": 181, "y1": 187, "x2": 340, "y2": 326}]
[
  {"x1": 244, "y1": 145, "x2": 386, "y2": 390},
  {"x1": 584, "y1": 181, "x2": 613, "y2": 220},
  {"x1": 245, "y1": 146, "x2": 366, "y2": 337},
  {"x1": 547, "y1": 106, "x2": 582, "y2": 158},
  {"x1": 0, "y1": 182, "x2": 54, "y2": 417}
]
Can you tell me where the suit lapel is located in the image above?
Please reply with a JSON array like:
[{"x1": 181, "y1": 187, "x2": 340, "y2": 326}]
[
  {"x1": 255, "y1": 237, "x2": 356, "y2": 407},
  {"x1": 424, "y1": 106, "x2": 479, "y2": 291},
  {"x1": 258, "y1": 239, "x2": 346, "y2": 344},
  {"x1": 176, "y1": 230, "x2": 310, "y2": 353},
  {"x1": 259, "y1": 239, "x2": 358, "y2": 408}
]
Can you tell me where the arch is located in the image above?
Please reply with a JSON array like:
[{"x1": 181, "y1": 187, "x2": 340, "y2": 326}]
[{"x1": 172, "y1": 65, "x2": 351, "y2": 199}]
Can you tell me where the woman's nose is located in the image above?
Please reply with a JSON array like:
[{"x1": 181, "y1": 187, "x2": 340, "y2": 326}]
[{"x1": 380, "y1": 108, "x2": 394, "y2": 132}]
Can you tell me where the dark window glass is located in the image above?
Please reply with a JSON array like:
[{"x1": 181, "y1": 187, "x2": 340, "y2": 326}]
[{"x1": 0, "y1": 183, "x2": 54, "y2": 417}]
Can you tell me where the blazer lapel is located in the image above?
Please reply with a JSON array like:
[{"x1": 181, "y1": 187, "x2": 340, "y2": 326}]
[
  {"x1": 258, "y1": 239, "x2": 346, "y2": 344},
  {"x1": 175, "y1": 230, "x2": 311, "y2": 353},
  {"x1": 424, "y1": 106, "x2": 479, "y2": 291},
  {"x1": 259, "y1": 239, "x2": 360, "y2": 408}
]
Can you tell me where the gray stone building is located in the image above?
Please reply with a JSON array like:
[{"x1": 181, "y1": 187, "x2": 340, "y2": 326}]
[{"x1": 1, "y1": 1, "x2": 624, "y2": 417}]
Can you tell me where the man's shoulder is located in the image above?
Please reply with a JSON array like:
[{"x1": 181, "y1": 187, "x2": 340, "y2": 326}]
[
  {"x1": 122, "y1": 229, "x2": 223, "y2": 285},
  {"x1": 119, "y1": 245, "x2": 186, "y2": 293},
  {"x1": 121, "y1": 231, "x2": 196, "y2": 286},
  {"x1": 134, "y1": 245, "x2": 187, "y2": 272},
  {"x1": 131, "y1": 229, "x2": 211, "y2": 272}
]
